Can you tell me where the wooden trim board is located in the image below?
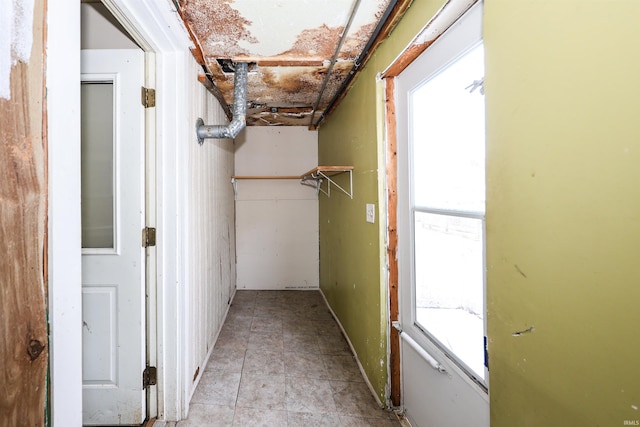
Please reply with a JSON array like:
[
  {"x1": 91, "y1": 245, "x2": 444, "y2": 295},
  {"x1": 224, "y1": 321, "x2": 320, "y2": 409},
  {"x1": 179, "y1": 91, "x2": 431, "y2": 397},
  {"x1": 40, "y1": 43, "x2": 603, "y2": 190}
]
[{"x1": 384, "y1": 77, "x2": 401, "y2": 407}]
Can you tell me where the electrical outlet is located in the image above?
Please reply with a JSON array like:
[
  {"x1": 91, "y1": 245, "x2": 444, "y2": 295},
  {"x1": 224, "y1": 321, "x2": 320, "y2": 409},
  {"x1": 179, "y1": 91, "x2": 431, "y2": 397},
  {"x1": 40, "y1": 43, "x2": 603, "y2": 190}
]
[{"x1": 366, "y1": 203, "x2": 375, "y2": 223}]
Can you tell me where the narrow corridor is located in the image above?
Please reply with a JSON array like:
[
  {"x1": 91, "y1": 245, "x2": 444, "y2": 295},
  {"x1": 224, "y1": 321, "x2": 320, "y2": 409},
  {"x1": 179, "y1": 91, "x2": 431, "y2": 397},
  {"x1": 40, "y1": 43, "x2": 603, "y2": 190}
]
[{"x1": 173, "y1": 290, "x2": 401, "y2": 426}]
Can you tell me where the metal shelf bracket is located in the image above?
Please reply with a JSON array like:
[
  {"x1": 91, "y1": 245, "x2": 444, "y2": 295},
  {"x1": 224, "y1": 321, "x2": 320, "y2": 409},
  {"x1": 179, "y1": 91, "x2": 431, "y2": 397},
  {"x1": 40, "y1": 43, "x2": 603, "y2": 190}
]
[{"x1": 300, "y1": 167, "x2": 353, "y2": 199}]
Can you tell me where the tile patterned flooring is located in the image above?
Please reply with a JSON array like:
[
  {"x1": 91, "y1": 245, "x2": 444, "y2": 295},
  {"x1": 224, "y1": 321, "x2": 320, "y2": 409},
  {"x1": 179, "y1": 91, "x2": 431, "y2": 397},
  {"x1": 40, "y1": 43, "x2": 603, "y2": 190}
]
[{"x1": 175, "y1": 290, "x2": 401, "y2": 427}]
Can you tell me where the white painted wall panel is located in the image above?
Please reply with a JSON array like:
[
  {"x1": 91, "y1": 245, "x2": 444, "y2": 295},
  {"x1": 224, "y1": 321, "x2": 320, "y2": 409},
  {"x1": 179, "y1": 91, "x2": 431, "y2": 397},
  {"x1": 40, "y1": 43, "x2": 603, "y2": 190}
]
[
  {"x1": 185, "y1": 56, "x2": 236, "y2": 402},
  {"x1": 235, "y1": 127, "x2": 318, "y2": 290},
  {"x1": 402, "y1": 339, "x2": 489, "y2": 427},
  {"x1": 234, "y1": 179, "x2": 311, "y2": 201},
  {"x1": 81, "y1": 3, "x2": 139, "y2": 50},
  {"x1": 235, "y1": 127, "x2": 317, "y2": 175},
  {"x1": 236, "y1": 199, "x2": 318, "y2": 289}
]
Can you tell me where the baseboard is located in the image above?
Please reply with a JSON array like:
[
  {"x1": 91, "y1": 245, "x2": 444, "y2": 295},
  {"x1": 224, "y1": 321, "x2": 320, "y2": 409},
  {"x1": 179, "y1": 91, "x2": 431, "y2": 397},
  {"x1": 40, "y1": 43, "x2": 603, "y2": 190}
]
[
  {"x1": 318, "y1": 289, "x2": 386, "y2": 410},
  {"x1": 185, "y1": 288, "x2": 235, "y2": 413},
  {"x1": 398, "y1": 415, "x2": 413, "y2": 426}
]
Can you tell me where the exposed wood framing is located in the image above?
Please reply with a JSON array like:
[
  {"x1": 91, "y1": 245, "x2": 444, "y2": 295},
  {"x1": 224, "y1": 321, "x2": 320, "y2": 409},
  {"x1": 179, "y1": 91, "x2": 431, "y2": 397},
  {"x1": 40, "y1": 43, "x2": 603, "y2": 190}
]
[
  {"x1": 234, "y1": 58, "x2": 325, "y2": 67},
  {"x1": 384, "y1": 77, "x2": 401, "y2": 407},
  {"x1": 382, "y1": 0, "x2": 479, "y2": 78},
  {"x1": 180, "y1": 1, "x2": 234, "y2": 121},
  {"x1": 0, "y1": 1, "x2": 48, "y2": 424},
  {"x1": 176, "y1": 3, "x2": 204, "y2": 65},
  {"x1": 382, "y1": 40, "x2": 435, "y2": 78}
]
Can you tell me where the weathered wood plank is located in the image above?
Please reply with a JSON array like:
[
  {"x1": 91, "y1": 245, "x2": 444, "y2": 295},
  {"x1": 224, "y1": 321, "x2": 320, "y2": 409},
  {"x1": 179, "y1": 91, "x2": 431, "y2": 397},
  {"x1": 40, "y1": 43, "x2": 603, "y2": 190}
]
[
  {"x1": 0, "y1": 1, "x2": 48, "y2": 425},
  {"x1": 384, "y1": 77, "x2": 401, "y2": 407},
  {"x1": 382, "y1": 40, "x2": 435, "y2": 78}
]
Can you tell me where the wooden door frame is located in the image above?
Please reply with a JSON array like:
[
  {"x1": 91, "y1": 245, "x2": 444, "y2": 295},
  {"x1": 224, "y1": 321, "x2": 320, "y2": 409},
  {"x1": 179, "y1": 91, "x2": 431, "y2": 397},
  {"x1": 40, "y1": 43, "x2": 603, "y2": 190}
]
[{"x1": 48, "y1": 0, "x2": 194, "y2": 423}]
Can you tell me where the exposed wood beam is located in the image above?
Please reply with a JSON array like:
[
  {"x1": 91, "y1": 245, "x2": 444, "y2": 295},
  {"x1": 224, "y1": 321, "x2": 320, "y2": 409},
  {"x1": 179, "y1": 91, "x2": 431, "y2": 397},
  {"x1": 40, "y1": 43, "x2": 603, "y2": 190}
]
[
  {"x1": 384, "y1": 77, "x2": 401, "y2": 407},
  {"x1": 176, "y1": 4, "x2": 237, "y2": 120},
  {"x1": 0, "y1": 1, "x2": 48, "y2": 424},
  {"x1": 232, "y1": 58, "x2": 325, "y2": 67},
  {"x1": 248, "y1": 106, "x2": 313, "y2": 114},
  {"x1": 382, "y1": 0, "x2": 479, "y2": 78},
  {"x1": 382, "y1": 40, "x2": 435, "y2": 78}
]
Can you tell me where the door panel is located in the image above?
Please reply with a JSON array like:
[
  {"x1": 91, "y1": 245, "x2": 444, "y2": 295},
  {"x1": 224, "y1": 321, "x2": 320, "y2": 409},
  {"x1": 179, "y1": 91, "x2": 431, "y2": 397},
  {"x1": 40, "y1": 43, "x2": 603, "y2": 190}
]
[
  {"x1": 81, "y1": 49, "x2": 146, "y2": 425},
  {"x1": 401, "y1": 339, "x2": 489, "y2": 427},
  {"x1": 395, "y1": 3, "x2": 489, "y2": 426},
  {"x1": 82, "y1": 287, "x2": 117, "y2": 385}
]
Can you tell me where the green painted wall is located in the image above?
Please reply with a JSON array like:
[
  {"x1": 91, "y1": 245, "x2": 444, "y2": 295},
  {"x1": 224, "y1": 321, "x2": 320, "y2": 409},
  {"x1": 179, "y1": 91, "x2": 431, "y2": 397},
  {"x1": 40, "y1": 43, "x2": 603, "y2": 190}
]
[
  {"x1": 321, "y1": 0, "x2": 640, "y2": 421},
  {"x1": 318, "y1": 0, "x2": 446, "y2": 404},
  {"x1": 485, "y1": 1, "x2": 640, "y2": 426}
]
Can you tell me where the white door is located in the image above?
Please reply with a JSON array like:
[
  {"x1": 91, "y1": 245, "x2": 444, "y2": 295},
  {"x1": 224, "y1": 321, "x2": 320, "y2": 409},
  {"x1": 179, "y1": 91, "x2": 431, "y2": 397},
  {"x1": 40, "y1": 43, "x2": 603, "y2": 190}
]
[
  {"x1": 396, "y1": 3, "x2": 489, "y2": 426},
  {"x1": 81, "y1": 49, "x2": 146, "y2": 425}
]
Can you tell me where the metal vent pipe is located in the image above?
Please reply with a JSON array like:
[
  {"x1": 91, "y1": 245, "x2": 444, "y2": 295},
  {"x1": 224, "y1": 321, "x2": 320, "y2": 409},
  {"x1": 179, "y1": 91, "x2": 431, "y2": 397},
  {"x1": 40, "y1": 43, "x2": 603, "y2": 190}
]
[{"x1": 196, "y1": 62, "x2": 248, "y2": 143}]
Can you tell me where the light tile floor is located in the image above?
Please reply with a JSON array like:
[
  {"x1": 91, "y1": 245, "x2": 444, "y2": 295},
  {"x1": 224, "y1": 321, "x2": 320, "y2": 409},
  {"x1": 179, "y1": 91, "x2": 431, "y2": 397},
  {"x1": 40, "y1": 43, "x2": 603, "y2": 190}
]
[{"x1": 176, "y1": 290, "x2": 401, "y2": 427}]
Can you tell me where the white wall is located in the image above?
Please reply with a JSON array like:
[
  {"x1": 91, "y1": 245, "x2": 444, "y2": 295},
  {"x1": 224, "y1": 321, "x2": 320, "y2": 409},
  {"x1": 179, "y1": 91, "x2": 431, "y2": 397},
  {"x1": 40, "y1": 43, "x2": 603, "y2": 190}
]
[
  {"x1": 185, "y1": 58, "x2": 237, "y2": 403},
  {"x1": 49, "y1": 1, "x2": 83, "y2": 425},
  {"x1": 81, "y1": 3, "x2": 139, "y2": 49},
  {"x1": 235, "y1": 127, "x2": 319, "y2": 290}
]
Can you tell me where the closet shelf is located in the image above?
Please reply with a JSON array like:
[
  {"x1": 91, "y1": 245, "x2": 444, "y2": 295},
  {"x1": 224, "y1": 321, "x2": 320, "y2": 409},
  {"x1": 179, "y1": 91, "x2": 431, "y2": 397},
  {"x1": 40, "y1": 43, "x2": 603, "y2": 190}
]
[
  {"x1": 231, "y1": 175, "x2": 301, "y2": 180},
  {"x1": 231, "y1": 166, "x2": 354, "y2": 199},
  {"x1": 300, "y1": 166, "x2": 354, "y2": 199}
]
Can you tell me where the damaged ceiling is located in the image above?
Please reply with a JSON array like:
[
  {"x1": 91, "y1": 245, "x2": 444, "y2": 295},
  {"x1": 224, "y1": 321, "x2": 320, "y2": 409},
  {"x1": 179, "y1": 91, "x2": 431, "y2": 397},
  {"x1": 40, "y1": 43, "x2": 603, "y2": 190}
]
[{"x1": 177, "y1": 0, "x2": 412, "y2": 128}]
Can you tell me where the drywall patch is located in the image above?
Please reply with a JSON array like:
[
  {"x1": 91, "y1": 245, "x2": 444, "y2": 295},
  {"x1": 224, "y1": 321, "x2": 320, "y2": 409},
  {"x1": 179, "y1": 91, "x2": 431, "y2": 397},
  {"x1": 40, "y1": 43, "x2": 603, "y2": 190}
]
[{"x1": 0, "y1": 0, "x2": 35, "y2": 100}]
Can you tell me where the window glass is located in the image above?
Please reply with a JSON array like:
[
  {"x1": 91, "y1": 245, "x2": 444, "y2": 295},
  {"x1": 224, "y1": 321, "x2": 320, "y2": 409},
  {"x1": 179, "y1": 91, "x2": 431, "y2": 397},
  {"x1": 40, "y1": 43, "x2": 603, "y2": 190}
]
[
  {"x1": 410, "y1": 43, "x2": 486, "y2": 381},
  {"x1": 412, "y1": 44, "x2": 485, "y2": 213},
  {"x1": 414, "y1": 212, "x2": 485, "y2": 378},
  {"x1": 81, "y1": 81, "x2": 115, "y2": 249}
]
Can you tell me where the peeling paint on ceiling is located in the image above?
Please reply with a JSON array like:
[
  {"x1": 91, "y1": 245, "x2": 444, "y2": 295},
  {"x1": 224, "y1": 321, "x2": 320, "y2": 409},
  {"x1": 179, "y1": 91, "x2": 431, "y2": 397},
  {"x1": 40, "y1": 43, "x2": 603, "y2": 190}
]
[{"x1": 178, "y1": 0, "x2": 406, "y2": 128}]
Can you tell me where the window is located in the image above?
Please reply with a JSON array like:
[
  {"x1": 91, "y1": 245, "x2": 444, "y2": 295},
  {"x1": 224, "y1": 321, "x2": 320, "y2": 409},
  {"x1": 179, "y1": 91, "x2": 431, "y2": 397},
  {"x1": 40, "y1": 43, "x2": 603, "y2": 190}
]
[
  {"x1": 81, "y1": 80, "x2": 116, "y2": 250},
  {"x1": 410, "y1": 43, "x2": 486, "y2": 383}
]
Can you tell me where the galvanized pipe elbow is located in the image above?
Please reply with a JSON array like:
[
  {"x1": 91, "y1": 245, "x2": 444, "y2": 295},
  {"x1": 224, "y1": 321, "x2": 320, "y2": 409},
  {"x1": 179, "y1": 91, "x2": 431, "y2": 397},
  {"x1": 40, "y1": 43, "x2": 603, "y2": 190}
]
[{"x1": 196, "y1": 62, "x2": 248, "y2": 143}]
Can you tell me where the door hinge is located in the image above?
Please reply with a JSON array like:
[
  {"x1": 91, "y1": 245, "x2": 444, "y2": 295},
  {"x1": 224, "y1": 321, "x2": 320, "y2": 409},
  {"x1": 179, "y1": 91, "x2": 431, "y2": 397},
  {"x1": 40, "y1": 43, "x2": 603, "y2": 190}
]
[
  {"x1": 141, "y1": 86, "x2": 156, "y2": 108},
  {"x1": 142, "y1": 227, "x2": 156, "y2": 248},
  {"x1": 143, "y1": 366, "x2": 157, "y2": 389}
]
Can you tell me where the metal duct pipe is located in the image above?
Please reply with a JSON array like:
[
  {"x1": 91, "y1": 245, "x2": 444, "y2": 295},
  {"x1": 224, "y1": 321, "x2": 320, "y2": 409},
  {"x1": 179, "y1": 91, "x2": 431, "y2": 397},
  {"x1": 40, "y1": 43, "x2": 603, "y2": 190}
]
[
  {"x1": 196, "y1": 62, "x2": 249, "y2": 143},
  {"x1": 308, "y1": 0, "x2": 363, "y2": 128}
]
